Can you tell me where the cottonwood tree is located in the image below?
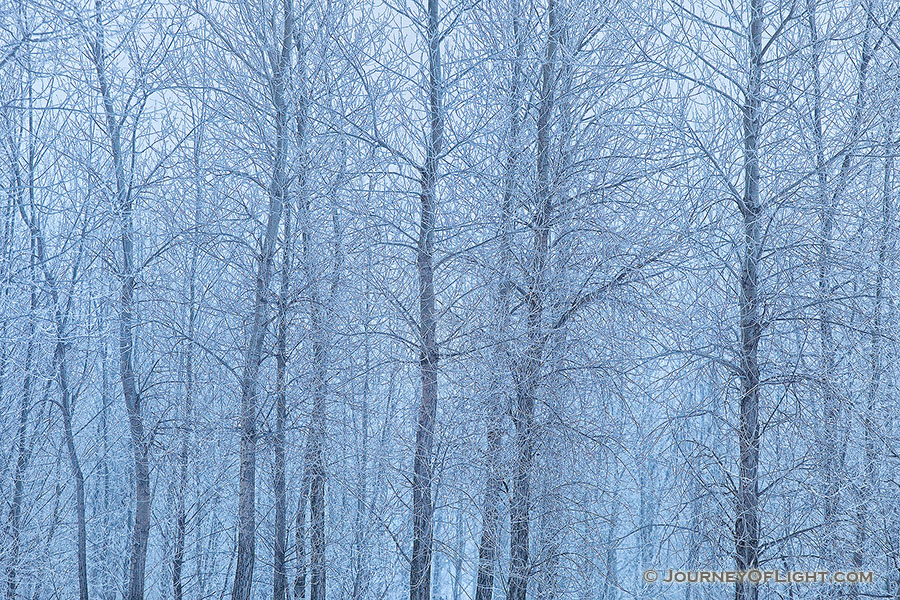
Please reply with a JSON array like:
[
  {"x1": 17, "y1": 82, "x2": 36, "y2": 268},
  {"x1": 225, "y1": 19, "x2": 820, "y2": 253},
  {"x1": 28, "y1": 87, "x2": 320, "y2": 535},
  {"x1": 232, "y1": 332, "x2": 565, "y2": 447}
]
[
  {"x1": 189, "y1": 0, "x2": 295, "y2": 595},
  {"x1": 83, "y1": 2, "x2": 173, "y2": 596},
  {"x1": 344, "y1": 0, "x2": 451, "y2": 595},
  {"x1": 408, "y1": 0, "x2": 445, "y2": 595},
  {"x1": 290, "y1": 6, "x2": 352, "y2": 597},
  {"x1": 643, "y1": 1, "x2": 811, "y2": 599},
  {"x1": 804, "y1": 3, "x2": 889, "y2": 583}
]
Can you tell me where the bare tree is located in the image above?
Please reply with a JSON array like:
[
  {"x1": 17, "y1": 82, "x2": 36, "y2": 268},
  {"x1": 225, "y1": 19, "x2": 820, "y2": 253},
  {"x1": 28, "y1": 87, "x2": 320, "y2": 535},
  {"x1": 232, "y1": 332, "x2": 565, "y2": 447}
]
[
  {"x1": 86, "y1": 4, "x2": 155, "y2": 597},
  {"x1": 505, "y1": 1, "x2": 561, "y2": 598},
  {"x1": 410, "y1": 0, "x2": 444, "y2": 597},
  {"x1": 229, "y1": 0, "x2": 294, "y2": 595},
  {"x1": 172, "y1": 101, "x2": 206, "y2": 600},
  {"x1": 474, "y1": 2, "x2": 523, "y2": 598},
  {"x1": 733, "y1": 4, "x2": 765, "y2": 600}
]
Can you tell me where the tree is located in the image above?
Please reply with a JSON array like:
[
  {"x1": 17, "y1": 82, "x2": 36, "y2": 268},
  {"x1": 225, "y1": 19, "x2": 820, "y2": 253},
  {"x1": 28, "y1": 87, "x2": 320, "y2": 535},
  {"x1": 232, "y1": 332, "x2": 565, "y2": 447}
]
[
  {"x1": 87, "y1": 5, "x2": 153, "y2": 597},
  {"x1": 226, "y1": 0, "x2": 293, "y2": 596},
  {"x1": 409, "y1": 0, "x2": 444, "y2": 597}
]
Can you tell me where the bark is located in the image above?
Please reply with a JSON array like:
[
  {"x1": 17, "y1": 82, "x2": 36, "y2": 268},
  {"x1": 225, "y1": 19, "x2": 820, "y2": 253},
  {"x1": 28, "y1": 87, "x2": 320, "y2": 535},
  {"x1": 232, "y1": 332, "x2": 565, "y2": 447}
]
[
  {"x1": 291, "y1": 20, "x2": 329, "y2": 600},
  {"x1": 351, "y1": 241, "x2": 374, "y2": 600},
  {"x1": 273, "y1": 199, "x2": 291, "y2": 600},
  {"x1": 409, "y1": 0, "x2": 443, "y2": 596},
  {"x1": 475, "y1": 4, "x2": 523, "y2": 599},
  {"x1": 307, "y1": 417, "x2": 324, "y2": 590},
  {"x1": 173, "y1": 128, "x2": 203, "y2": 600},
  {"x1": 292, "y1": 20, "x2": 310, "y2": 600},
  {"x1": 451, "y1": 508, "x2": 464, "y2": 600},
  {"x1": 474, "y1": 425, "x2": 503, "y2": 600},
  {"x1": 808, "y1": 3, "x2": 874, "y2": 580},
  {"x1": 99, "y1": 310, "x2": 115, "y2": 600},
  {"x1": 293, "y1": 479, "x2": 309, "y2": 600},
  {"x1": 57, "y1": 298, "x2": 89, "y2": 600},
  {"x1": 507, "y1": 1, "x2": 559, "y2": 598},
  {"x1": 32, "y1": 475, "x2": 62, "y2": 600},
  {"x1": 4, "y1": 36, "x2": 50, "y2": 600},
  {"x1": 300, "y1": 187, "x2": 329, "y2": 600},
  {"x1": 0, "y1": 164, "x2": 13, "y2": 431},
  {"x1": 639, "y1": 465, "x2": 654, "y2": 598},
  {"x1": 309, "y1": 406, "x2": 326, "y2": 600},
  {"x1": 807, "y1": 1, "x2": 839, "y2": 575},
  {"x1": 231, "y1": 0, "x2": 293, "y2": 597},
  {"x1": 0, "y1": 151, "x2": 13, "y2": 600},
  {"x1": 350, "y1": 405, "x2": 369, "y2": 600},
  {"x1": 734, "y1": 3, "x2": 763, "y2": 600},
  {"x1": 409, "y1": 0, "x2": 444, "y2": 600},
  {"x1": 839, "y1": 17, "x2": 874, "y2": 595},
  {"x1": 433, "y1": 513, "x2": 445, "y2": 595},
  {"x1": 90, "y1": 4, "x2": 150, "y2": 598}
]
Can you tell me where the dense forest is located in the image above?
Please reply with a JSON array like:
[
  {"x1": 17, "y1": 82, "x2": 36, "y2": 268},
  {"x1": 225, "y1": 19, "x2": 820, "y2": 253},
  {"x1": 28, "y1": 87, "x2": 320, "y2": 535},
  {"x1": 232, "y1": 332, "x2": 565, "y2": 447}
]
[{"x1": 1, "y1": 0, "x2": 899, "y2": 599}]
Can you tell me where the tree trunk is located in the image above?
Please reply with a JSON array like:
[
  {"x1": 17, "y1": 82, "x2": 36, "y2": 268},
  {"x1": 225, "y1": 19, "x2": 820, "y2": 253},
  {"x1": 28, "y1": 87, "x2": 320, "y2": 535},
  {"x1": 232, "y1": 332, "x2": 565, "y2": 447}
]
[
  {"x1": 734, "y1": 3, "x2": 763, "y2": 600},
  {"x1": 410, "y1": 0, "x2": 443, "y2": 598},
  {"x1": 273, "y1": 201, "x2": 291, "y2": 600},
  {"x1": 475, "y1": 426, "x2": 503, "y2": 600},
  {"x1": 308, "y1": 337, "x2": 328, "y2": 600},
  {"x1": 174, "y1": 128, "x2": 203, "y2": 600},
  {"x1": 97, "y1": 312, "x2": 116, "y2": 600},
  {"x1": 98, "y1": 308, "x2": 114, "y2": 600},
  {"x1": 294, "y1": 479, "x2": 309, "y2": 600},
  {"x1": 59, "y1": 327, "x2": 89, "y2": 600},
  {"x1": 31, "y1": 471, "x2": 63, "y2": 600},
  {"x1": 351, "y1": 242, "x2": 374, "y2": 600},
  {"x1": 508, "y1": 1, "x2": 558, "y2": 598},
  {"x1": 231, "y1": 1, "x2": 293, "y2": 597},
  {"x1": 7, "y1": 39, "x2": 90, "y2": 600},
  {"x1": 807, "y1": 5, "x2": 874, "y2": 585},
  {"x1": 292, "y1": 20, "x2": 310, "y2": 600},
  {"x1": 451, "y1": 507, "x2": 464, "y2": 600},
  {"x1": 89, "y1": 4, "x2": 151, "y2": 598},
  {"x1": 300, "y1": 191, "x2": 329, "y2": 600},
  {"x1": 0, "y1": 155, "x2": 13, "y2": 422},
  {"x1": 291, "y1": 44, "x2": 335, "y2": 600},
  {"x1": 475, "y1": 4, "x2": 522, "y2": 598},
  {"x1": 806, "y1": 2, "x2": 839, "y2": 578}
]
